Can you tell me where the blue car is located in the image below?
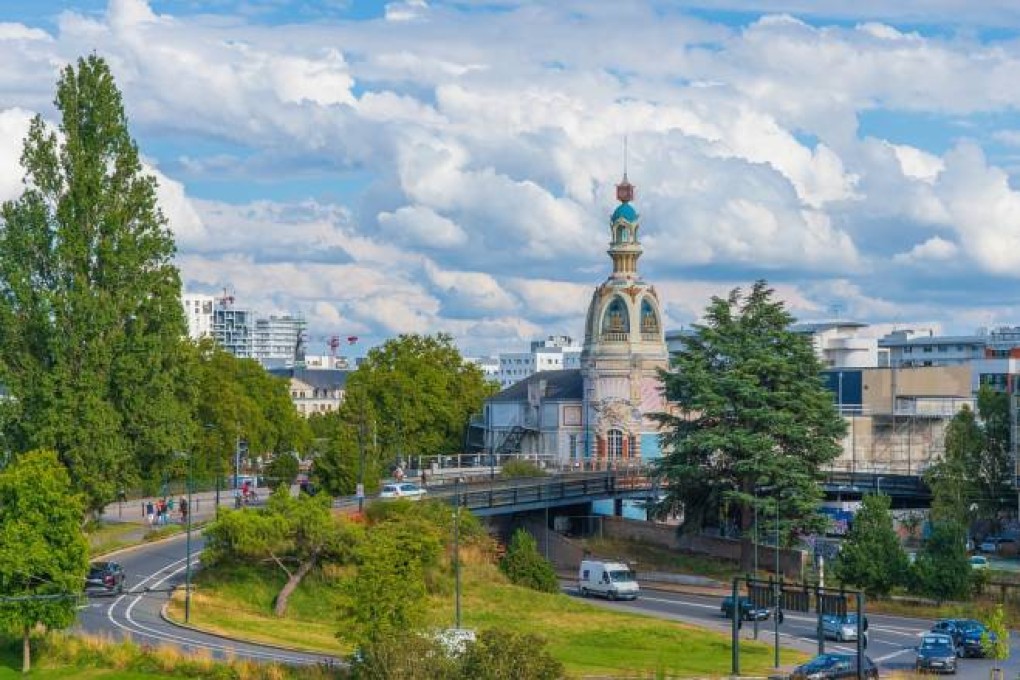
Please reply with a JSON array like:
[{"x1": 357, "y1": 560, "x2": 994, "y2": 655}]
[{"x1": 931, "y1": 619, "x2": 996, "y2": 658}]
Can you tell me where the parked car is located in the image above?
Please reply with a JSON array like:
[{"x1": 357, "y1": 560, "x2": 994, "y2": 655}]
[
  {"x1": 969, "y1": 555, "x2": 989, "y2": 570},
  {"x1": 379, "y1": 482, "x2": 427, "y2": 500},
  {"x1": 979, "y1": 536, "x2": 1016, "y2": 554},
  {"x1": 821, "y1": 613, "x2": 868, "y2": 643},
  {"x1": 84, "y1": 561, "x2": 125, "y2": 595},
  {"x1": 931, "y1": 619, "x2": 995, "y2": 658},
  {"x1": 915, "y1": 633, "x2": 958, "y2": 674},
  {"x1": 720, "y1": 595, "x2": 770, "y2": 621},
  {"x1": 790, "y1": 653, "x2": 878, "y2": 680}
]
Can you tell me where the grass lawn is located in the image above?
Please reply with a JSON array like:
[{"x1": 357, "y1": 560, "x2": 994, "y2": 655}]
[
  {"x1": 580, "y1": 536, "x2": 741, "y2": 582},
  {"x1": 168, "y1": 561, "x2": 807, "y2": 677},
  {"x1": 87, "y1": 523, "x2": 147, "y2": 557}
]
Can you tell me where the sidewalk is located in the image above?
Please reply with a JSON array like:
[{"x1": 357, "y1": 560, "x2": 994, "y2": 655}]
[{"x1": 99, "y1": 486, "x2": 260, "y2": 527}]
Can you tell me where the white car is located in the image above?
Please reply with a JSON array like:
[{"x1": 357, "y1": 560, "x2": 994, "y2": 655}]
[{"x1": 379, "y1": 482, "x2": 427, "y2": 500}]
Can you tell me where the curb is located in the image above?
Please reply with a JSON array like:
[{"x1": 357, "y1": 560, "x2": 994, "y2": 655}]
[{"x1": 157, "y1": 599, "x2": 344, "y2": 662}]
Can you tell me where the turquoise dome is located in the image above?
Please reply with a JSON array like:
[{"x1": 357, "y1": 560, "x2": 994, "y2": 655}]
[{"x1": 611, "y1": 202, "x2": 638, "y2": 224}]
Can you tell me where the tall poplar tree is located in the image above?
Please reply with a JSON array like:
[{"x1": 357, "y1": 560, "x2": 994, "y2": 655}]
[
  {"x1": 656, "y1": 281, "x2": 846, "y2": 570},
  {"x1": 0, "y1": 55, "x2": 190, "y2": 514}
]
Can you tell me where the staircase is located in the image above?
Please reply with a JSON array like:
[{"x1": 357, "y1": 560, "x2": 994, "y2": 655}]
[{"x1": 495, "y1": 425, "x2": 528, "y2": 456}]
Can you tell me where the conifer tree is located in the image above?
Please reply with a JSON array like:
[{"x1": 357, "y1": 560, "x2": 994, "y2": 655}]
[{"x1": 657, "y1": 281, "x2": 846, "y2": 570}]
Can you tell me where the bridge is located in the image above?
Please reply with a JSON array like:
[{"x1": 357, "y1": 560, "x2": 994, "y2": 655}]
[{"x1": 370, "y1": 467, "x2": 932, "y2": 517}]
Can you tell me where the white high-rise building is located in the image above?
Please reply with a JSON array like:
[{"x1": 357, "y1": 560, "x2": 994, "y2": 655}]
[
  {"x1": 182, "y1": 293, "x2": 215, "y2": 340},
  {"x1": 496, "y1": 336, "x2": 582, "y2": 388},
  {"x1": 182, "y1": 292, "x2": 306, "y2": 368}
]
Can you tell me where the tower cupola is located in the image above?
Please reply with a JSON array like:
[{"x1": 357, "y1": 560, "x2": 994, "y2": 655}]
[{"x1": 608, "y1": 173, "x2": 642, "y2": 279}]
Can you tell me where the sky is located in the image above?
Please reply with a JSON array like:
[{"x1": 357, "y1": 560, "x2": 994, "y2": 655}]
[{"x1": 4, "y1": 1, "x2": 1020, "y2": 358}]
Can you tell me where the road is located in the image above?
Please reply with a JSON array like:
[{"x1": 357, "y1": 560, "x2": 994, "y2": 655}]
[
  {"x1": 78, "y1": 533, "x2": 1017, "y2": 678},
  {"x1": 571, "y1": 587, "x2": 1020, "y2": 679},
  {"x1": 76, "y1": 532, "x2": 339, "y2": 668}
]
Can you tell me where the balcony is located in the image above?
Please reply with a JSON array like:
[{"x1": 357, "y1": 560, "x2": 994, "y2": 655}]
[{"x1": 600, "y1": 332, "x2": 629, "y2": 342}]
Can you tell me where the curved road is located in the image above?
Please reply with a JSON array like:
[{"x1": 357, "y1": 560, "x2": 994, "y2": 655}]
[
  {"x1": 78, "y1": 533, "x2": 1017, "y2": 678},
  {"x1": 76, "y1": 533, "x2": 339, "y2": 667}
]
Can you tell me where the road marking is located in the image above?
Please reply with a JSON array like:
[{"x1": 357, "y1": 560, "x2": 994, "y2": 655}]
[
  {"x1": 874, "y1": 647, "x2": 915, "y2": 662},
  {"x1": 103, "y1": 556, "x2": 319, "y2": 665}
]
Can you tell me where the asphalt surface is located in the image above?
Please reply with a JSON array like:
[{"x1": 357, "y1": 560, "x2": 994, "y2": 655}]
[
  {"x1": 75, "y1": 532, "x2": 340, "y2": 668},
  {"x1": 77, "y1": 532, "x2": 1018, "y2": 677},
  {"x1": 570, "y1": 586, "x2": 1020, "y2": 679}
]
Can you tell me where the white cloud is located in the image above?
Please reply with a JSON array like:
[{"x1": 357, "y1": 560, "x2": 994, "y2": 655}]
[
  {"x1": 377, "y1": 205, "x2": 467, "y2": 248},
  {"x1": 893, "y1": 236, "x2": 958, "y2": 264},
  {"x1": 0, "y1": 108, "x2": 32, "y2": 202}
]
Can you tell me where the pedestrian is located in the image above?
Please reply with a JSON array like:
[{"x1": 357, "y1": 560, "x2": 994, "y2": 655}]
[
  {"x1": 159, "y1": 499, "x2": 168, "y2": 526},
  {"x1": 145, "y1": 500, "x2": 155, "y2": 526},
  {"x1": 419, "y1": 469, "x2": 427, "y2": 488},
  {"x1": 234, "y1": 489, "x2": 242, "y2": 509},
  {"x1": 180, "y1": 497, "x2": 188, "y2": 524},
  {"x1": 394, "y1": 465, "x2": 405, "y2": 483}
]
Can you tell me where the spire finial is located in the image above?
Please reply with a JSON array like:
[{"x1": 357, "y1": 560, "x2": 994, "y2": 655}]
[
  {"x1": 623, "y1": 135, "x2": 628, "y2": 181},
  {"x1": 616, "y1": 138, "x2": 634, "y2": 204}
]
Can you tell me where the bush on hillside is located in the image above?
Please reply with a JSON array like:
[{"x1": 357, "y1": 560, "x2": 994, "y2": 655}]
[
  {"x1": 499, "y1": 529, "x2": 558, "y2": 593},
  {"x1": 460, "y1": 628, "x2": 563, "y2": 679},
  {"x1": 501, "y1": 459, "x2": 547, "y2": 479}
]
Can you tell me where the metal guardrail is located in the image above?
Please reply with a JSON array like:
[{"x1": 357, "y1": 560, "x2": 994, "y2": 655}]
[{"x1": 823, "y1": 471, "x2": 929, "y2": 496}]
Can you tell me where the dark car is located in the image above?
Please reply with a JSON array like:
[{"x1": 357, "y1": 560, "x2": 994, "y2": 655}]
[
  {"x1": 916, "y1": 633, "x2": 958, "y2": 674},
  {"x1": 84, "y1": 561, "x2": 125, "y2": 595},
  {"x1": 790, "y1": 653, "x2": 878, "y2": 680},
  {"x1": 931, "y1": 619, "x2": 995, "y2": 658},
  {"x1": 720, "y1": 595, "x2": 770, "y2": 621}
]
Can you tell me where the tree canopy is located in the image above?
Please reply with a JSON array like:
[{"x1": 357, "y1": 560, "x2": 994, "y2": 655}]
[
  {"x1": 656, "y1": 281, "x2": 846, "y2": 568},
  {"x1": 0, "y1": 450, "x2": 90, "y2": 672},
  {"x1": 0, "y1": 55, "x2": 190, "y2": 514},
  {"x1": 312, "y1": 333, "x2": 496, "y2": 494},
  {"x1": 832, "y1": 493, "x2": 908, "y2": 597}
]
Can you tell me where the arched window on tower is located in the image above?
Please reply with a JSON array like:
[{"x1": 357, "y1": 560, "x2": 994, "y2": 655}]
[
  {"x1": 640, "y1": 299, "x2": 660, "y2": 338},
  {"x1": 602, "y1": 297, "x2": 630, "y2": 339},
  {"x1": 617, "y1": 225, "x2": 629, "y2": 243},
  {"x1": 607, "y1": 429, "x2": 624, "y2": 460}
]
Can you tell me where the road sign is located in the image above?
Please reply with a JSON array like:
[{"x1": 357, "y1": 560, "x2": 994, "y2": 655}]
[{"x1": 356, "y1": 483, "x2": 365, "y2": 499}]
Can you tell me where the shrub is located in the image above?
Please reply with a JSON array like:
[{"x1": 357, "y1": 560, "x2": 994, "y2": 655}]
[
  {"x1": 499, "y1": 529, "x2": 558, "y2": 593},
  {"x1": 500, "y1": 459, "x2": 547, "y2": 479},
  {"x1": 459, "y1": 628, "x2": 563, "y2": 680}
]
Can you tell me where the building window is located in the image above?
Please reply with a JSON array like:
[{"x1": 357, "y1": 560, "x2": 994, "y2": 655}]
[
  {"x1": 922, "y1": 346, "x2": 932, "y2": 353},
  {"x1": 607, "y1": 429, "x2": 624, "y2": 459},
  {"x1": 904, "y1": 347, "x2": 913, "y2": 354},
  {"x1": 937, "y1": 346, "x2": 948, "y2": 352},
  {"x1": 569, "y1": 434, "x2": 578, "y2": 461}
]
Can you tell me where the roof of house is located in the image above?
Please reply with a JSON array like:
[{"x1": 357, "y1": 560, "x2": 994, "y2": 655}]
[
  {"x1": 268, "y1": 367, "x2": 349, "y2": 390},
  {"x1": 488, "y1": 369, "x2": 583, "y2": 403}
]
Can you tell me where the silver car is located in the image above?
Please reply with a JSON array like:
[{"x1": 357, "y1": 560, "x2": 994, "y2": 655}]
[{"x1": 822, "y1": 614, "x2": 865, "y2": 642}]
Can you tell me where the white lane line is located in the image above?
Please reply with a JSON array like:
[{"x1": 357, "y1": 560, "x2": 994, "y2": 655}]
[
  {"x1": 104, "y1": 556, "x2": 318, "y2": 665},
  {"x1": 874, "y1": 648, "x2": 916, "y2": 662}
]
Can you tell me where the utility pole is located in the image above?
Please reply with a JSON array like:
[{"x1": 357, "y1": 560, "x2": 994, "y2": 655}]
[
  {"x1": 454, "y1": 476, "x2": 462, "y2": 629},
  {"x1": 357, "y1": 416, "x2": 366, "y2": 513},
  {"x1": 185, "y1": 450, "x2": 194, "y2": 623},
  {"x1": 774, "y1": 490, "x2": 781, "y2": 669}
]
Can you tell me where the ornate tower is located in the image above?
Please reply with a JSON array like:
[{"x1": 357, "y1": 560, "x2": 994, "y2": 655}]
[{"x1": 580, "y1": 174, "x2": 669, "y2": 463}]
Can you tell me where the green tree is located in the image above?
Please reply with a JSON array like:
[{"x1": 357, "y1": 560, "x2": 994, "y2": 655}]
[
  {"x1": 656, "y1": 281, "x2": 846, "y2": 569},
  {"x1": 339, "y1": 519, "x2": 440, "y2": 646},
  {"x1": 0, "y1": 450, "x2": 90, "y2": 672},
  {"x1": 981, "y1": 604, "x2": 1010, "y2": 673},
  {"x1": 910, "y1": 520, "x2": 972, "y2": 602},
  {"x1": 974, "y1": 385, "x2": 1013, "y2": 520},
  {"x1": 204, "y1": 487, "x2": 352, "y2": 616},
  {"x1": 925, "y1": 405, "x2": 983, "y2": 527},
  {"x1": 832, "y1": 493, "x2": 908, "y2": 597},
  {"x1": 308, "y1": 407, "x2": 375, "y2": 496},
  {"x1": 0, "y1": 55, "x2": 191, "y2": 515},
  {"x1": 459, "y1": 628, "x2": 564, "y2": 680},
  {"x1": 193, "y1": 341, "x2": 311, "y2": 491},
  {"x1": 348, "y1": 333, "x2": 497, "y2": 462},
  {"x1": 264, "y1": 452, "x2": 300, "y2": 490},
  {"x1": 499, "y1": 529, "x2": 558, "y2": 593}
]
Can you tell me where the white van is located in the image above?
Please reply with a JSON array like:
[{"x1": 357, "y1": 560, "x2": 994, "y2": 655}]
[{"x1": 578, "y1": 560, "x2": 639, "y2": 600}]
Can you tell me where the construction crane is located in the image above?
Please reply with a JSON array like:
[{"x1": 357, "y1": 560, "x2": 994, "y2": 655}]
[
  {"x1": 217, "y1": 287, "x2": 235, "y2": 308},
  {"x1": 312, "y1": 334, "x2": 359, "y2": 367}
]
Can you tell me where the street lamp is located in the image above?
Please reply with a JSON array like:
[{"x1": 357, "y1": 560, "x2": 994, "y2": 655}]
[
  {"x1": 454, "y1": 476, "x2": 464, "y2": 629},
  {"x1": 174, "y1": 449, "x2": 195, "y2": 624}
]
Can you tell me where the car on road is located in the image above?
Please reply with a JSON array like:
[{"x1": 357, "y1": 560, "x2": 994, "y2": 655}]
[
  {"x1": 379, "y1": 482, "x2": 427, "y2": 500},
  {"x1": 931, "y1": 619, "x2": 996, "y2": 658},
  {"x1": 84, "y1": 561, "x2": 125, "y2": 595},
  {"x1": 790, "y1": 653, "x2": 878, "y2": 680},
  {"x1": 821, "y1": 613, "x2": 867, "y2": 642},
  {"x1": 979, "y1": 536, "x2": 1016, "y2": 554},
  {"x1": 969, "y1": 555, "x2": 989, "y2": 570},
  {"x1": 915, "y1": 633, "x2": 958, "y2": 674},
  {"x1": 720, "y1": 595, "x2": 770, "y2": 621}
]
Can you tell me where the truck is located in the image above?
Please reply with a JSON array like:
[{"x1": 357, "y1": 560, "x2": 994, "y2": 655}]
[{"x1": 578, "y1": 560, "x2": 639, "y2": 600}]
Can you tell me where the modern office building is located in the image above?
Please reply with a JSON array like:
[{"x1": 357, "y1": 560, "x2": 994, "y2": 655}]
[
  {"x1": 182, "y1": 292, "x2": 306, "y2": 368},
  {"x1": 494, "y1": 336, "x2": 582, "y2": 388}
]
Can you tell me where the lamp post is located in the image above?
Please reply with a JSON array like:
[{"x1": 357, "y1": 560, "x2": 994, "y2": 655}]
[
  {"x1": 454, "y1": 476, "x2": 463, "y2": 629},
  {"x1": 183, "y1": 450, "x2": 194, "y2": 623},
  {"x1": 774, "y1": 490, "x2": 781, "y2": 669}
]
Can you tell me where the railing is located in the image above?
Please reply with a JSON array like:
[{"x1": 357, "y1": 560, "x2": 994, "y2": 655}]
[{"x1": 600, "y1": 332, "x2": 629, "y2": 342}]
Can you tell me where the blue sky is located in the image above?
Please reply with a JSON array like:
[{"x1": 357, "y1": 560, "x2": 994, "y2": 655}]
[{"x1": 4, "y1": 0, "x2": 1020, "y2": 357}]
